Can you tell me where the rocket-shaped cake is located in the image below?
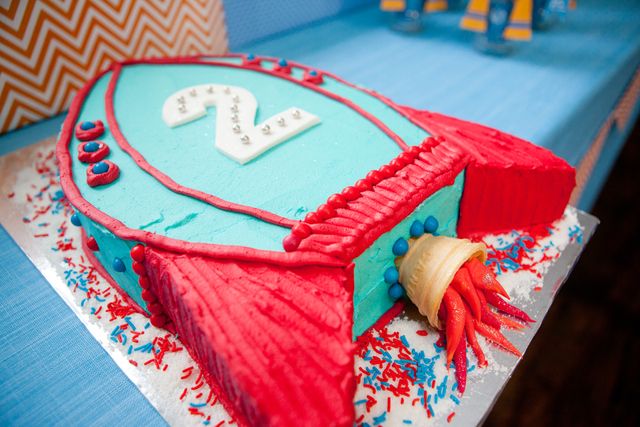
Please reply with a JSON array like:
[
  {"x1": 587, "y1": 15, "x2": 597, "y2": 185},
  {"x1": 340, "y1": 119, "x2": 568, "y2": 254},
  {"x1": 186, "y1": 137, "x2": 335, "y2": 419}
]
[{"x1": 57, "y1": 54, "x2": 574, "y2": 426}]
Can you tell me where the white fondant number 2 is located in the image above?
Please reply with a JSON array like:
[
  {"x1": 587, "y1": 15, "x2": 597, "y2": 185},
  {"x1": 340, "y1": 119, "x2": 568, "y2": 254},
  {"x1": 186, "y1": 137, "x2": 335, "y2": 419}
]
[{"x1": 162, "y1": 84, "x2": 321, "y2": 164}]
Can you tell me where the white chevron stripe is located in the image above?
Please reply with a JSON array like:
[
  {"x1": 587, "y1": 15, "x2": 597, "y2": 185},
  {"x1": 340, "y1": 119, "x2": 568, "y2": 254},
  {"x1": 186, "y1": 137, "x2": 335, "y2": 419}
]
[{"x1": 0, "y1": 0, "x2": 228, "y2": 132}]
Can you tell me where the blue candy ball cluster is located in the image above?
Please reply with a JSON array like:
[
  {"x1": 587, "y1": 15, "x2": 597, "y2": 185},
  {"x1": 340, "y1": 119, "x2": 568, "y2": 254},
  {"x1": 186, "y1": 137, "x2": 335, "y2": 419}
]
[
  {"x1": 70, "y1": 212, "x2": 81, "y2": 226},
  {"x1": 84, "y1": 141, "x2": 100, "y2": 152},
  {"x1": 112, "y1": 257, "x2": 126, "y2": 272},
  {"x1": 80, "y1": 121, "x2": 95, "y2": 130},
  {"x1": 92, "y1": 162, "x2": 109, "y2": 174},
  {"x1": 385, "y1": 215, "x2": 439, "y2": 301}
]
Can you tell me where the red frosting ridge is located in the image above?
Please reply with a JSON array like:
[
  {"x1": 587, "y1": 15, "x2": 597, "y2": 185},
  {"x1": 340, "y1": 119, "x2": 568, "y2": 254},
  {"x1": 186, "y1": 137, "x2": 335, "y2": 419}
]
[
  {"x1": 144, "y1": 246, "x2": 356, "y2": 427},
  {"x1": 292, "y1": 137, "x2": 468, "y2": 260},
  {"x1": 399, "y1": 108, "x2": 576, "y2": 237}
]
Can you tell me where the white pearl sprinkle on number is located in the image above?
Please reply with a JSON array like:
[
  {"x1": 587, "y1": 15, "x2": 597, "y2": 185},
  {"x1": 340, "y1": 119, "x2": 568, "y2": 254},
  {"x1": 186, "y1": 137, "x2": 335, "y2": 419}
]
[
  {"x1": 261, "y1": 124, "x2": 271, "y2": 134},
  {"x1": 292, "y1": 109, "x2": 301, "y2": 119},
  {"x1": 189, "y1": 89, "x2": 197, "y2": 97},
  {"x1": 233, "y1": 95, "x2": 240, "y2": 103},
  {"x1": 224, "y1": 86, "x2": 231, "y2": 94},
  {"x1": 231, "y1": 114, "x2": 239, "y2": 123},
  {"x1": 232, "y1": 124, "x2": 241, "y2": 133},
  {"x1": 207, "y1": 86, "x2": 214, "y2": 94},
  {"x1": 231, "y1": 104, "x2": 239, "y2": 113},
  {"x1": 277, "y1": 117, "x2": 286, "y2": 127},
  {"x1": 241, "y1": 134, "x2": 251, "y2": 144}
]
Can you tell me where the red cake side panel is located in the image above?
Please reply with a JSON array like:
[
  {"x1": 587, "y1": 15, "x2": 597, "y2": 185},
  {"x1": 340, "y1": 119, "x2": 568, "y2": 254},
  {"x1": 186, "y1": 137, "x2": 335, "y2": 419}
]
[
  {"x1": 401, "y1": 108, "x2": 576, "y2": 236},
  {"x1": 144, "y1": 247, "x2": 356, "y2": 427}
]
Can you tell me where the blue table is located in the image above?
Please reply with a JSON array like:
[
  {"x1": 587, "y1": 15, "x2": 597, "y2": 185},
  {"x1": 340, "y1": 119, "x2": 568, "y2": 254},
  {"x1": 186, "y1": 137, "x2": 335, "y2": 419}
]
[{"x1": 1, "y1": 0, "x2": 639, "y2": 424}]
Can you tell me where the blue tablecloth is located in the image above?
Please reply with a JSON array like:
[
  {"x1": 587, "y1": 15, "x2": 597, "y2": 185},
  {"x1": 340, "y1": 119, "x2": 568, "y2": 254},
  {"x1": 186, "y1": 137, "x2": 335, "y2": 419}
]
[{"x1": 1, "y1": 0, "x2": 639, "y2": 424}]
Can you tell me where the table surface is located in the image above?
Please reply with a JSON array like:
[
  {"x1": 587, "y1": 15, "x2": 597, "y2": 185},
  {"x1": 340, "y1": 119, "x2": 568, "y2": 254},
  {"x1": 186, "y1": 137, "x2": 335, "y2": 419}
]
[{"x1": 1, "y1": 0, "x2": 638, "y2": 425}]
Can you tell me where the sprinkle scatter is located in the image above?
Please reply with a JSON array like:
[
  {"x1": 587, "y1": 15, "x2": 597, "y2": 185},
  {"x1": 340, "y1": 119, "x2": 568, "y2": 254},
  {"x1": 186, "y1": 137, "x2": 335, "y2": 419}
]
[
  {"x1": 4, "y1": 142, "x2": 583, "y2": 426},
  {"x1": 5, "y1": 147, "x2": 232, "y2": 427},
  {"x1": 354, "y1": 209, "x2": 582, "y2": 425}
]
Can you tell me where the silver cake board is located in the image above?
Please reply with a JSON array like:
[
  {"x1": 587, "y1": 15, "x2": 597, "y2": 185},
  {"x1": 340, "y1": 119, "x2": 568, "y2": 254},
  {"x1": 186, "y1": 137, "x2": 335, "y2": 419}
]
[{"x1": 0, "y1": 138, "x2": 598, "y2": 426}]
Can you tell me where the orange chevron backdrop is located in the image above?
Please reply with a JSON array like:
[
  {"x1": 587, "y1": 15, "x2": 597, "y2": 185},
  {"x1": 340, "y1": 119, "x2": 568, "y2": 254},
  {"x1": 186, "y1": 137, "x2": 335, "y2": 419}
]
[{"x1": 0, "y1": 0, "x2": 229, "y2": 134}]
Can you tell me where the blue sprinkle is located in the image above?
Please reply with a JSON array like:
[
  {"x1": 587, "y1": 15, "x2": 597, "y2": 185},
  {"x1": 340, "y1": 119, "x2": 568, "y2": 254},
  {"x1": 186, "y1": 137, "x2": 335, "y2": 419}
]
[
  {"x1": 392, "y1": 237, "x2": 409, "y2": 256},
  {"x1": 400, "y1": 335, "x2": 410, "y2": 347},
  {"x1": 70, "y1": 212, "x2": 81, "y2": 226},
  {"x1": 450, "y1": 394, "x2": 461, "y2": 405},
  {"x1": 383, "y1": 266, "x2": 399, "y2": 284},
  {"x1": 112, "y1": 257, "x2": 126, "y2": 272},
  {"x1": 247, "y1": 53, "x2": 255, "y2": 60},
  {"x1": 354, "y1": 399, "x2": 367, "y2": 406},
  {"x1": 410, "y1": 219, "x2": 424, "y2": 237},
  {"x1": 190, "y1": 402, "x2": 208, "y2": 408},
  {"x1": 278, "y1": 58, "x2": 288, "y2": 67},
  {"x1": 135, "y1": 343, "x2": 154, "y2": 353},
  {"x1": 80, "y1": 121, "x2": 95, "y2": 130},
  {"x1": 388, "y1": 283, "x2": 405, "y2": 300},
  {"x1": 92, "y1": 162, "x2": 109, "y2": 174},
  {"x1": 309, "y1": 70, "x2": 318, "y2": 76},
  {"x1": 125, "y1": 316, "x2": 136, "y2": 331},
  {"x1": 84, "y1": 141, "x2": 100, "y2": 152},
  {"x1": 424, "y1": 216, "x2": 439, "y2": 233},
  {"x1": 128, "y1": 345, "x2": 133, "y2": 355},
  {"x1": 373, "y1": 412, "x2": 386, "y2": 424},
  {"x1": 52, "y1": 190, "x2": 64, "y2": 201},
  {"x1": 403, "y1": 421, "x2": 413, "y2": 424}
]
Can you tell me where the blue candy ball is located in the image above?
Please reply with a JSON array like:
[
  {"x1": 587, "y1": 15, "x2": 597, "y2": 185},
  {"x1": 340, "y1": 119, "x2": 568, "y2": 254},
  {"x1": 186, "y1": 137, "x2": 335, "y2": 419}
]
[
  {"x1": 92, "y1": 162, "x2": 109, "y2": 174},
  {"x1": 309, "y1": 70, "x2": 318, "y2": 76},
  {"x1": 410, "y1": 219, "x2": 425, "y2": 237},
  {"x1": 84, "y1": 141, "x2": 100, "y2": 152},
  {"x1": 383, "y1": 267, "x2": 399, "y2": 284},
  {"x1": 278, "y1": 58, "x2": 288, "y2": 67},
  {"x1": 112, "y1": 257, "x2": 126, "y2": 272},
  {"x1": 80, "y1": 121, "x2": 95, "y2": 130},
  {"x1": 388, "y1": 283, "x2": 405, "y2": 300},
  {"x1": 424, "y1": 216, "x2": 439, "y2": 234},
  {"x1": 247, "y1": 53, "x2": 255, "y2": 60},
  {"x1": 392, "y1": 237, "x2": 409, "y2": 256},
  {"x1": 70, "y1": 212, "x2": 81, "y2": 226}
]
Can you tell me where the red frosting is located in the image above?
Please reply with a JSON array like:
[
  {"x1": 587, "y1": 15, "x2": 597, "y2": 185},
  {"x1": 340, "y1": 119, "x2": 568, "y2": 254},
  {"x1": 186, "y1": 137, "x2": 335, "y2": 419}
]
[
  {"x1": 57, "y1": 54, "x2": 576, "y2": 427},
  {"x1": 86, "y1": 160, "x2": 119, "y2": 187},
  {"x1": 144, "y1": 246, "x2": 356, "y2": 427},
  {"x1": 77, "y1": 141, "x2": 109, "y2": 163},
  {"x1": 75, "y1": 120, "x2": 104, "y2": 141}
]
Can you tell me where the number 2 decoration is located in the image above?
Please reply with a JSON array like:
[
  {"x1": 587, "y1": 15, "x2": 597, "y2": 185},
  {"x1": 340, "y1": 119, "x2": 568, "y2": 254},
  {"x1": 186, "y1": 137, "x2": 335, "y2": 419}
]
[{"x1": 162, "y1": 84, "x2": 321, "y2": 165}]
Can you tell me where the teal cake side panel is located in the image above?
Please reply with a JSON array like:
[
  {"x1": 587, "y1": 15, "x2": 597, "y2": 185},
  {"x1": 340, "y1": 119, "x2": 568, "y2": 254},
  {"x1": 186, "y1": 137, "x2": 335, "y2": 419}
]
[
  {"x1": 352, "y1": 171, "x2": 465, "y2": 338},
  {"x1": 75, "y1": 213, "x2": 147, "y2": 311}
]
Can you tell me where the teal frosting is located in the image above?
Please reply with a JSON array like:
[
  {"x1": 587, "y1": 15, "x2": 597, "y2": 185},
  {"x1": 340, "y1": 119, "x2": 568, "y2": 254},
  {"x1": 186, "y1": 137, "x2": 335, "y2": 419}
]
[
  {"x1": 352, "y1": 171, "x2": 465, "y2": 338},
  {"x1": 75, "y1": 212, "x2": 147, "y2": 310},
  {"x1": 70, "y1": 62, "x2": 427, "y2": 251}
]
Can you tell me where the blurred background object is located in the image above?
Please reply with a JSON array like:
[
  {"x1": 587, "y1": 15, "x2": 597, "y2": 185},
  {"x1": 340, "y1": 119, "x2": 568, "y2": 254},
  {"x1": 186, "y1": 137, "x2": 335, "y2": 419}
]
[{"x1": 0, "y1": 0, "x2": 228, "y2": 133}]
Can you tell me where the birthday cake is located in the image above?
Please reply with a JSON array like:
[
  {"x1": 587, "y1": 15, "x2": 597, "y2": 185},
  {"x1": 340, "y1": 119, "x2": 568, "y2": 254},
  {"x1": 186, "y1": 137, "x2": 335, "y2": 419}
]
[{"x1": 56, "y1": 54, "x2": 575, "y2": 426}]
